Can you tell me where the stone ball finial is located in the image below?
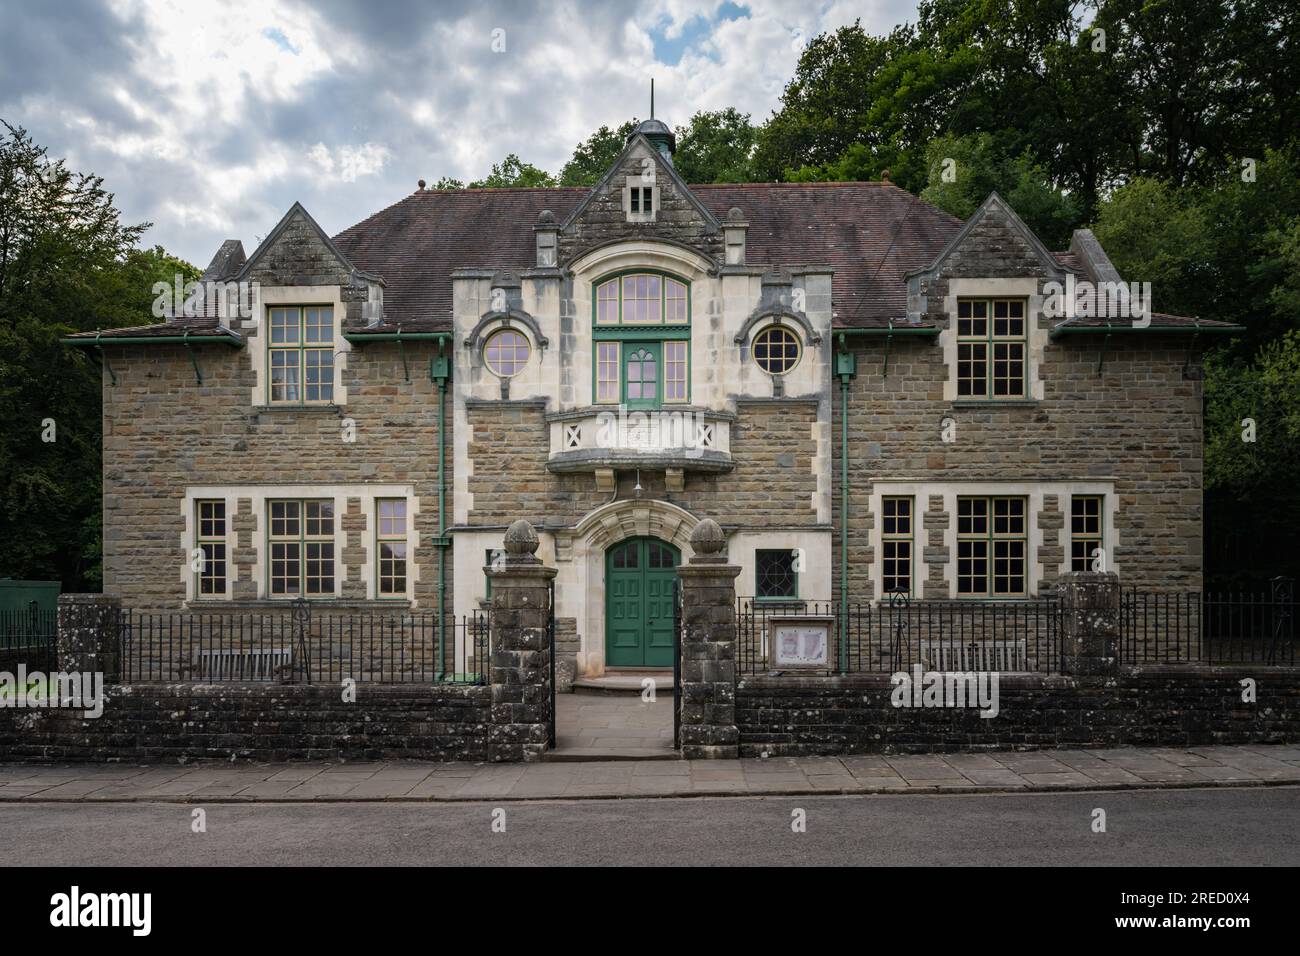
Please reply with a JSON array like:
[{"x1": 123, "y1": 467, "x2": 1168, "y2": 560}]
[
  {"x1": 503, "y1": 519, "x2": 539, "y2": 556},
  {"x1": 537, "y1": 209, "x2": 556, "y2": 225},
  {"x1": 418, "y1": 179, "x2": 426, "y2": 190},
  {"x1": 727, "y1": 206, "x2": 744, "y2": 222},
  {"x1": 690, "y1": 518, "x2": 726, "y2": 555}
]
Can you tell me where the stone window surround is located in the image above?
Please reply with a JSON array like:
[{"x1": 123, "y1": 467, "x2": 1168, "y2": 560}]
[
  {"x1": 622, "y1": 182, "x2": 659, "y2": 223},
  {"x1": 941, "y1": 278, "x2": 1046, "y2": 403},
  {"x1": 749, "y1": 320, "x2": 804, "y2": 377},
  {"x1": 181, "y1": 483, "x2": 418, "y2": 604},
  {"x1": 866, "y1": 479, "x2": 1118, "y2": 601},
  {"x1": 242, "y1": 285, "x2": 351, "y2": 408}
]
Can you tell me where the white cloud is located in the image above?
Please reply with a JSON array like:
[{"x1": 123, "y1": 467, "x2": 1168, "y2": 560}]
[{"x1": 0, "y1": 0, "x2": 920, "y2": 266}]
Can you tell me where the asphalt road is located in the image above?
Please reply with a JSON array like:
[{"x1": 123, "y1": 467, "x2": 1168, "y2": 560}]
[{"x1": 1, "y1": 786, "x2": 1296, "y2": 866}]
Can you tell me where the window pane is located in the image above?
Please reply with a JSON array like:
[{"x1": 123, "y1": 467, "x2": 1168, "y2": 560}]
[
  {"x1": 305, "y1": 307, "x2": 333, "y2": 344},
  {"x1": 305, "y1": 542, "x2": 334, "y2": 594},
  {"x1": 754, "y1": 327, "x2": 800, "y2": 374},
  {"x1": 622, "y1": 274, "x2": 661, "y2": 323},
  {"x1": 270, "y1": 542, "x2": 300, "y2": 595},
  {"x1": 270, "y1": 307, "x2": 299, "y2": 344},
  {"x1": 596, "y1": 342, "x2": 620, "y2": 401},
  {"x1": 756, "y1": 549, "x2": 797, "y2": 599},
  {"x1": 270, "y1": 349, "x2": 301, "y2": 402},
  {"x1": 664, "y1": 341, "x2": 687, "y2": 401},
  {"x1": 305, "y1": 349, "x2": 333, "y2": 402},
  {"x1": 270, "y1": 500, "x2": 300, "y2": 537},
  {"x1": 597, "y1": 281, "x2": 619, "y2": 324},
  {"x1": 378, "y1": 499, "x2": 406, "y2": 537},
  {"x1": 665, "y1": 279, "x2": 687, "y2": 323},
  {"x1": 305, "y1": 500, "x2": 333, "y2": 537},
  {"x1": 485, "y1": 329, "x2": 530, "y2": 376}
]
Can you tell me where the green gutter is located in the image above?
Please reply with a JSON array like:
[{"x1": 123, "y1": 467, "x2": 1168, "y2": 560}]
[
  {"x1": 1048, "y1": 323, "x2": 1244, "y2": 341},
  {"x1": 834, "y1": 326, "x2": 940, "y2": 338},
  {"x1": 61, "y1": 333, "x2": 244, "y2": 348},
  {"x1": 342, "y1": 331, "x2": 453, "y2": 343}
]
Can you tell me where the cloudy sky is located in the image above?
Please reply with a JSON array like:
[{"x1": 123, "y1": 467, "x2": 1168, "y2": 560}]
[{"x1": 1, "y1": 0, "x2": 920, "y2": 267}]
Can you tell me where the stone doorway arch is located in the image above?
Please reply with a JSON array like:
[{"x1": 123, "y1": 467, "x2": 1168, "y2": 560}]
[{"x1": 555, "y1": 497, "x2": 701, "y2": 677}]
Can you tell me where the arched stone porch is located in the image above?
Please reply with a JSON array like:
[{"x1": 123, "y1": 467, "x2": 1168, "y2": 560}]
[{"x1": 552, "y1": 497, "x2": 700, "y2": 677}]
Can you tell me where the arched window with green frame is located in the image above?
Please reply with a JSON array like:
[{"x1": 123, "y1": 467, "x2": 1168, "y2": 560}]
[{"x1": 592, "y1": 269, "x2": 691, "y2": 407}]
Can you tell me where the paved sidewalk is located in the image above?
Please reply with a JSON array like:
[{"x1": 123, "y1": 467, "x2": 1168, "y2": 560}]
[{"x1": 2, "y1": 745, "x2": 1299, "y2": 802}]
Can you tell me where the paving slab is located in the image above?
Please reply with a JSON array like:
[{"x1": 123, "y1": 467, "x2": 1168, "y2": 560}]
[{"x1": 5, "y1": 745, "x2": 1300, "y2": 803}]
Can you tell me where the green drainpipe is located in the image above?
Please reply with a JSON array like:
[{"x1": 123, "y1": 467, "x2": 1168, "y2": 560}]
[
  {"x1": 437, "y1": 374, "x2": 448, "y2": 678},
  {"x1": 429, "y1": 338, "x2": 453, "y2": 680},
  {"x1": 835, "y1": 334, "x2": 857, "y2": 674}
]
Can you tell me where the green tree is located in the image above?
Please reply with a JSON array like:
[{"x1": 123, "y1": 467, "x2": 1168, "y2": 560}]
[
  {"x1": 0, "y1": 121, "x2": 194, "y2": 590},
  {"x1": 559, "y1": 120, "x2": 639, "y2": 186},
  {"x1": 1203, "y1": 334, "x2": 1300, "y2": 585},
  {"x1": 673, "y1": 108, "x2": 758, "y2": 184},
  {"x1": 468, "y1": 154, "x2": 556, "y2": 189},
  {"x1": 753, "y1": 21, "x2": 934, "y2": 188},
  {"x1": 918, "y1": 132, "x2": 1081, "y2": 248},
  {"x1": 1089, "y1": 176, "x2": 1213, "y2": 318}
]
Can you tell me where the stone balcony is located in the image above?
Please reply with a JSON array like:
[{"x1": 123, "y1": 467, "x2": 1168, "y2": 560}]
[{"x1": 545, "y1": 405, "x2": 734, "y2": 490}]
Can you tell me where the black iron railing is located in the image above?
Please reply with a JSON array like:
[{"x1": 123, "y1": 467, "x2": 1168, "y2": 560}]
[
  {"x1": 737, "y1": 596, "x2": 1063, "y2": 675},
  {"x1": 117, "y1": 607, "x2": 490, "y2": 684},
  {"x1": 739, "y1": 582, "x2": 1300, "y2": 675},
  {"x1": 1120, "y1": 585, "x2": 1297, "y2": 666},
  {"x1": 0, "y1": 608, "x2": 57, "y2": 670}
]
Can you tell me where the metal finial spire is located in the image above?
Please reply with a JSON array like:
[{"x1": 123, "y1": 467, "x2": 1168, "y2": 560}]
[{"x1": 651, "y1": 78, "x2": 654, "y2": 119}]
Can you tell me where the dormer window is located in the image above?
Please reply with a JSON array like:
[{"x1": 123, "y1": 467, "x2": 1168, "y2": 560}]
[{"x1": 269, "y1": 306, "x2": 335, "y2": 404}]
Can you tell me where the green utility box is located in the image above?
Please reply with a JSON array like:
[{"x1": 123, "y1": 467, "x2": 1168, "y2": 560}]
[{"x1": 0, "y1": 579, "x2": 62, "y2": 614}]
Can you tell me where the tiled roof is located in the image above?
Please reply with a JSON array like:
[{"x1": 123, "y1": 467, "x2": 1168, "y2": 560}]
[{"x1": 333, "y1": 181, "x2": 965, "y2": 332}]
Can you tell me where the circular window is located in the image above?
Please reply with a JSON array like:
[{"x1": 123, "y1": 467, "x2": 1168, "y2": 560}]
[
  {"x1": 753, "y1": 325, "x2": 801, "y2": 374},
  {"x1": 483, "y1": 329, "x2": 530, "y2": 377}
]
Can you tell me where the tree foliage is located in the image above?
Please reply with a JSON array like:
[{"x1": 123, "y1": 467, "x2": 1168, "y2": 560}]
[
  {"x1": 673, "y1": 109, "x2": 757, "y2": 184},
  {"x1": 0, "y1": 121, "x2": 196, "y2": 590},
  {"x1": 559, "y1": 121, "x2": 639, "y2": 187}
]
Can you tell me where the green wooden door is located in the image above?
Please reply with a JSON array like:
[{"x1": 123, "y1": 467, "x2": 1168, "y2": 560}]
[
  {"x1": 605, "y1": 537, "x2": 680, "y2": 667},
  {"x1": 622, "y1": 342, "x2": 661, "y2": 409}
]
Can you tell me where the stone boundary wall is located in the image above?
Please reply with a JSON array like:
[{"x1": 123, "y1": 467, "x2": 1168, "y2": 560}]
[
  {"x1": 0, "y1": 683, "x2": 489, "y2": 763},
  {"x1": 737, "y1": 666, "x2": 1300, "y2": 756}
]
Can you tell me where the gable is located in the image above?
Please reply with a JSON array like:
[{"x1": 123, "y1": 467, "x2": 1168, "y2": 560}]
[
  {"x1": 237, "y1": 202, "x2": 379, "y2": 289},
  {"x1": 557, "y1": 135, "x2": 723, "y2": 267},
  {"x1": 911, "y1": 192, "x2": 1065, "y2": 283}
]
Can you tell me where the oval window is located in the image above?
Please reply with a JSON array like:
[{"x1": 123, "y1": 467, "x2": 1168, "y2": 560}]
[
  {"x1": 753, "y1": 325, "x2": 800, "y2": 374},
  {"x1": 483, "y1": 329, "x2": 530, "y2": 377}
]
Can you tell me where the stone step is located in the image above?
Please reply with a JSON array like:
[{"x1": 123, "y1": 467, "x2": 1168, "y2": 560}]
[
  {"x1": 542, "y1": 746, "x2": 682, "y2": 762},
  {"x1": 571, "y1": 670, "x2": 675, "y2": 695}
]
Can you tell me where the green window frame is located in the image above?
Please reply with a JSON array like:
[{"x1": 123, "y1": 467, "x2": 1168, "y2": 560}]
[
  {"x1": 195, "y1": 499, "x2": 227, "y2": 597},
  {"x1": 592, "y1": 270, "x2": 691, "y2": 406},
  {"x1": 755, "y1": 549, "x2": 799, "y2": 600},
  {"x1": 956, "y1": 298, "x2": 1026, "y2": 399},
  {"x1": 376, "y1": 499, "x2": 408, "y2": 598},
  {"x1": 594, "y1": 271, "x2": 689, "y2": 326},
  {"x1": 268, "y1": 498, "x2": 335, "y2": 597},
  {"x1": 1071, "y1": 495, "x2": 1104, "y2": 572},
  {"x1": 268, "y1": 305, "x2": 335, "y2": 405},
  {"x1": 881, "y1": 496, "x2": 913, "y2": 596},
  {"x1": 957, "y1": 496, "x2": 1027, "y2": 597}
]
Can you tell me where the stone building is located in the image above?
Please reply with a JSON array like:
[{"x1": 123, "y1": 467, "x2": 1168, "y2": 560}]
[{"x1": 67, "y1": 117, "x2": 1236, "y2": 680}]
